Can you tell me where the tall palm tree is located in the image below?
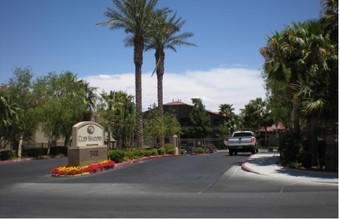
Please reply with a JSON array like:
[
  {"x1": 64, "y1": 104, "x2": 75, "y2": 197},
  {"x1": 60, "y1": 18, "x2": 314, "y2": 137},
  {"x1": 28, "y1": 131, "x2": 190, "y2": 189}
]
[
  {"x1": 320, "y1": 0, "x2": 338, "y2": 44},
  {"x1": 101, "y1": 90, "x2": 136, "y2": 148},
  {"x1": 219, "y1": 104, "x2": 236, "y2": 135},
  {"x1": 261, "y1": 22, "x2": 312, "y2": 139},
  {"x1": 261, "y1": 20, "x2": 336, "y2": 165},
  {"x1": 145, "y1": 11, "x2": 196, "y2": 147},
  {"x1": 98, "y1": 0, "x2": 160, "y2": 148},
  {"x1": 78, "y1": 80, "x2": 97, "y2": 121}
]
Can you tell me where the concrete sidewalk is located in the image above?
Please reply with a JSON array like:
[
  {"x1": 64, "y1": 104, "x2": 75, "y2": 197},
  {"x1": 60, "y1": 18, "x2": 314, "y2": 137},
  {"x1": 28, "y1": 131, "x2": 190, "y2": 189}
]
[{"x1": 241, "y1": 152, "x2": 338, "y2": 184}]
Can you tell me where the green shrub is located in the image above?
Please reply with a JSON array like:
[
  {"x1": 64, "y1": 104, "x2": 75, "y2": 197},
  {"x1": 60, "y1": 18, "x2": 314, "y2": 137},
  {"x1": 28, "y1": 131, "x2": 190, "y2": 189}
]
[
  {"x1": 141, "y1": 149, "x2": 151, "y2": 157},
  {"x1": 0, "y1": 150, "x2": 17, "y2": 160},
  {"x1": 165, "y1": 147, "x2": 175, "y2": 155},
  {"x1": 299, "y1": 151, "x2": 313, "y2": 168},
  {"x1": 132, "y1": 149, "x2": 144, "y2": 159},
  {"x1": 286, "y1": 161, "x2": 303, "y2": 169},
  {"x1": 158, "y1": 147, "x2": 165, "y2": 155},
  {"x1": 165, "y1": 143, "x2": 174, "y2": 148},
  {"x1": 147, "y1": 149, "x2": 158, "y2": 156},
  {"x1": 123, "y1": 151, "x2": 135, "y2": 161},
  {"x1": 194, "y1": 147, "x2": 205, "y2": 154},
  {"x1": 108, "y1": 150, "x2": 125, "y2": 163}
]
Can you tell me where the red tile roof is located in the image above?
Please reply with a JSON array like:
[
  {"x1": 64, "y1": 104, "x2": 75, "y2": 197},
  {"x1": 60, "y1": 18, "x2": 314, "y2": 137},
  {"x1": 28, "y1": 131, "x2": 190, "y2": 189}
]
[
  {"x1": 163, "y1": 99, "x2": 220, "y2": 115},
  {"x1": 164, "y1": 100, "x2": 190, "y2": 106}
]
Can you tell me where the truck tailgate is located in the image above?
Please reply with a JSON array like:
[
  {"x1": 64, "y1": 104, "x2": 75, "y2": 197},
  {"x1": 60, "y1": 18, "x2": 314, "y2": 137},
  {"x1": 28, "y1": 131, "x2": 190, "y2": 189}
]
[{"x1": 228, "y1": 137, "x2": 253, "y2": 145}]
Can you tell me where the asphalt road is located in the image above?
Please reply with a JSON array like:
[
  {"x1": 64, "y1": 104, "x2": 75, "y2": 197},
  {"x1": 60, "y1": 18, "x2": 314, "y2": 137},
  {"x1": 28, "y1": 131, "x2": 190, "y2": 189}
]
[{"x1": 0, "y1": 152, "x2": 337, "y2": 217}]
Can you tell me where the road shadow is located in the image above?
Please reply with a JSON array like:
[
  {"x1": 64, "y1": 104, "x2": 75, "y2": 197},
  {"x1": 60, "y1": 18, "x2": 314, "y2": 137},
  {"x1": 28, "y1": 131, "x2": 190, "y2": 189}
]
[
  {"x1": 276, "y1": 166, "x2": 338, "y2": 180},
  {"x1": 246, "y1": 154, "x2": 338, "y2": 180}
]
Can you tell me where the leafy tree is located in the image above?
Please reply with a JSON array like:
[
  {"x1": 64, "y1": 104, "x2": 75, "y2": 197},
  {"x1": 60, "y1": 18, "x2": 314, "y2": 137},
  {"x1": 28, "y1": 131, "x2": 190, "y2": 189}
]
[
  {"x1": 240, "y1": 98, "x2": 270, "y2": 133},
  {"x1": 4, "y1": 67, "x2": 39, "y2": 156},
  {"x1": 218, "y1": 104, "x2": 239, "y2": 137},
  {"x1": 144, "y1": 104, "x2": 164, "y2": 147},
  {"x1": 98, "y1": 90, "x2": 135, "y2": 149},
  {"x1": 189, "y1": 98, "x2": 211, "y2": 138},
  {"x1": 144, "y1": 104, "x2": 181, "y2": 147},
  {"x1": 34, "y1": 72, "x2": 94, "y2": 147},
  {"x1": 98, "y1": 0, "x2": 163, "y2": 148},
  {"x1": 145, "y1": 10, "x2": 196, "y2": 148},
  {"x1": 163, "y1": 112, "x2": 181, "y2": 138},
  {"x1": 0, "y1": 91, "x2": 19, "y2": 149}
]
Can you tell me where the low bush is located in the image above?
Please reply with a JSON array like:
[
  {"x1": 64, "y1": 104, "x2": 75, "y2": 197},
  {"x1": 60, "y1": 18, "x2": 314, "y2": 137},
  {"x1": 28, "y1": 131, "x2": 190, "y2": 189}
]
[
  {"x1": 132, "y1": 149, "x2": 144, "y2": 158},
  {"x1": 194, "y1": 147, "x2": 205, "y2": 154},
  {"x1": 158, "y1": 147, "x2": 165, "y2": 155},
  {"x1": 109, "y1": 147, "x2": 174, "y2": 164},
  {"x1": 165, "y1": 143, "x2": 174, "y2": 148},
  {"x1": 165, "y1": 147, "x2": 175, "y2": 155},
  {"x1": 123, "y1": 151, "x2": 136, "y2": 161},
  {"x1": 286, "y1": 161, "x2": 303, "y2": 169},
  {"x1": 146, "y1": 148, "x2": 158, "y2": 156},
  {"x1": 108, "y1": 150, "x2": 125, "y2": 163},
  {"x1": 0, "y1": 150, "x2": 17, "y2": 160}
]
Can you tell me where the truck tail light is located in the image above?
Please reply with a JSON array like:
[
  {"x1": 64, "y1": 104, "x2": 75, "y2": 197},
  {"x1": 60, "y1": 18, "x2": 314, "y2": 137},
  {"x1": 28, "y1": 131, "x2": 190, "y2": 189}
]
[
  {"x1": 224, "y1": 139, "x2": 229, "y2": 145},
  {"x1": 251, "y1": 137, "x2": 255, "y2": 143}
]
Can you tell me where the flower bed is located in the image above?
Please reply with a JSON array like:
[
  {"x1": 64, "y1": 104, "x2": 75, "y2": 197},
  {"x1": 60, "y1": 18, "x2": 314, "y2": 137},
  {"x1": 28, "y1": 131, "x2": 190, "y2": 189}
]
[{"x1": 51, "y1": 160, "x2": 115, "y2": 177}]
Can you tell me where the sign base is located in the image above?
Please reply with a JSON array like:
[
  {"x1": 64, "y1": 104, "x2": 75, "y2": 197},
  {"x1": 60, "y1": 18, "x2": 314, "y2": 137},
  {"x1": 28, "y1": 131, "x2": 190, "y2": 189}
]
[{"x1": 68, "y1": 146, "x2": 108, "y2": 166}]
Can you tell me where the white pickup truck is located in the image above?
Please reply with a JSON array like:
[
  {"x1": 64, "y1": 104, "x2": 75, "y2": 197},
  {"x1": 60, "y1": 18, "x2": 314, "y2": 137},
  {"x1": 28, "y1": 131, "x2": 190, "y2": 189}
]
[{"x1": 225, "y1": 131, "x2": 258, "y2": 156}]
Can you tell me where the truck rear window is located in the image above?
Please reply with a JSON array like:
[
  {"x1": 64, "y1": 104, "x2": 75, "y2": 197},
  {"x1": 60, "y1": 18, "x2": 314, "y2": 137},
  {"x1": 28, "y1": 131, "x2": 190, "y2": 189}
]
[{"x1": 233, "y1": 132, "x2": 252, "y2": 137}]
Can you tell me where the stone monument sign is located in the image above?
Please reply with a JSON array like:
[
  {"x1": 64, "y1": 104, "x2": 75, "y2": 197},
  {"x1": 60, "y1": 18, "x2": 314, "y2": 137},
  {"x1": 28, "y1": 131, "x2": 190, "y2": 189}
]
[{"x1": 68, "y1": 121, "x2": 108, "y2": 166}]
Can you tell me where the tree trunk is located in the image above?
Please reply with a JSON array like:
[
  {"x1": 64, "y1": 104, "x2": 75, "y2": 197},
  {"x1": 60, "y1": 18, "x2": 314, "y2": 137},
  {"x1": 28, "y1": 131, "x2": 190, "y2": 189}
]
[
  {"x1": 156, "y1": 49, "x2": 165, "y2": 148},
  {"x1": 134, "y1": 37, "x2": 144, "y2": 148},
  {"x1": 291, "y1": 93, "x2": 301, "y2": 141},
  {"x1": 64, "y1": 135, "x2": 69, "y2": 147},
  {"x1": 17, "y1": 135, "x2": 23, "y2": 158},
  {"x1": 309, "y1": 116, "x2": 318, "y2": 166}
]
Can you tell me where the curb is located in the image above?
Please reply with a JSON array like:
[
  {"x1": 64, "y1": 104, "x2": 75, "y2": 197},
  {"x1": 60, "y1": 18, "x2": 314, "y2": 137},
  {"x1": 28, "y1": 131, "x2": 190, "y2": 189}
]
[
  {"x1": 241, "y1": 162, "x2": 262, "y2": 175},
  {"x1": 240, "y1": 154, "x2": 262, "y2": 175},
  {"x1": 0, "y1": 158, "x2": 34, "y2": 164}
]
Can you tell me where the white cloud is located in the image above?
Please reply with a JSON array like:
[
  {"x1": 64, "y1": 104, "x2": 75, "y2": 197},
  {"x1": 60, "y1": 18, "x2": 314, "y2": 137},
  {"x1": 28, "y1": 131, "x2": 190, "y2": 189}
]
[{"x1": 83, "y1": 67, "x2": 266, "y2": 114}]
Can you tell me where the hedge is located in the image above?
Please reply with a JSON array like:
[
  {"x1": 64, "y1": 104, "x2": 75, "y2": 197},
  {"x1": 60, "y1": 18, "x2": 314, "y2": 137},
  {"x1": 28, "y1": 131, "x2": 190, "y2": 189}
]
[
  {"x1": 0, "y1": 150, "x2": 17, "y2": 160},
  {"x1": 49, "y1": 146, "x2": 68, "y2": 156},
  {"x1": 22, "y1": 148, "x2": 48, "y2": 158}
]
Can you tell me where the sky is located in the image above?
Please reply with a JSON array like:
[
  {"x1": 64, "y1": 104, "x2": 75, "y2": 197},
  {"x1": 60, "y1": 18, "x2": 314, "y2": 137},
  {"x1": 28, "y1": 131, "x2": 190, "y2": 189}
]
[{"x1": 0, "y1": 0, "x2": 321, "y2": 114}]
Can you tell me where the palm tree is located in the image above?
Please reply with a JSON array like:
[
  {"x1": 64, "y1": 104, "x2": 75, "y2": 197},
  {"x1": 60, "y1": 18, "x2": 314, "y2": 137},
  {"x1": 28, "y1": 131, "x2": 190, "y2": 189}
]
[
  {"x1": 261, "y1": 21, "x2": 314, "y2": 140},
  {"x1": 261, "y1": 19, "x2": 337, "y2": 165},
  {"x1": 218, "y1": 104, "x2": 237, "y2": 136},
  {"x1": 145, "y1": 10, "x2": 196, "y2": 147},
  {"x1": 100, "y1": 90, "x2": 136, "y2": 148},
  {"x1": 320, "y1": 0, "x2": 338, "y2": 44},
  {"x1": 98, "y1": 0, "x2": 160, "y2": 148},
  {"x1": 78, "y1": 80, "x2": 97, "y2": 121}
]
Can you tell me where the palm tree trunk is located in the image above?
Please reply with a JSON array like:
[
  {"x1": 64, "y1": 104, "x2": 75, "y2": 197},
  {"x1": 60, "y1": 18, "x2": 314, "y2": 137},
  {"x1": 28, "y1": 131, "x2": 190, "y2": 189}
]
[
  {"x1": 134, "y1": 38, "x2": 144, "y2": 148},
  {"x1": 292, "y1": 93, "x2": 301, "y2": 141},
  {"x1": 310, "y1": 116, "x2": 318, "y2": 166},
  {"x1": 156, "y1": 49, "x2": 165, "y2": 148}
]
